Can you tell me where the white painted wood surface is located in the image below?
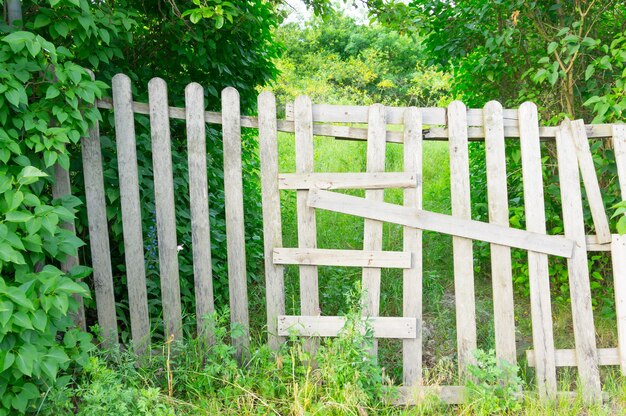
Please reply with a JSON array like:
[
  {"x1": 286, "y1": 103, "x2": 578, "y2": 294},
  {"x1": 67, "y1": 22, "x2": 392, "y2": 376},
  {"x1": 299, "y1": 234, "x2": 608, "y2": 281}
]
[
  {"x1": 222, "y1": 87, "x2": 250, "y2": 358},
  {"x1": 483, "y1": 101, "x2": 516, "y2": 365},
  {"x1": 402, "y1": 107, "x2": 423, "y2": 386},
  {"x1": 518, "y1": 102, "x2": 556, "y2": 399},
  {"x1": 567, "y1": 119, "x2": 611, "y2": 243},
  {"x1": 273, "y1": 248, "x2": 411, "y2": 268},
  {"x1": 362, "y1": 104, "x2": 387, "y2": 357},
  {"x1": 112, "y1": 73, "x2": 150, "y2": 353},
  {"x1": 278, "y1": 172, "x2": 418, "y2": 190},
  {"x1": 307, "y1": 189, "x2": 574, "y2": 257},
  {"x1": 258, "y1": 91, "x2": 286, "y2": 350},
  {"x1": 277, "y1": 315, "x2": 417, "y2": 339},
  {"x1": 149, "y1": 78, "x2": 183, "y2": 341},
  {"x1": 82, "y1": 102, "x2": 119, "y2": 347},
  {"x1": 448, "y1": 101, "x2": 477, "y2": 377},
  {"x1": 556, "y1": 122, "x2": 602, "y2": 403},
  {"x1": 52, "y1": 162, "x2": 86, "y2": 331},
  {"x1": 185, "y1": 82, "x2": 215, "y2": 345}
]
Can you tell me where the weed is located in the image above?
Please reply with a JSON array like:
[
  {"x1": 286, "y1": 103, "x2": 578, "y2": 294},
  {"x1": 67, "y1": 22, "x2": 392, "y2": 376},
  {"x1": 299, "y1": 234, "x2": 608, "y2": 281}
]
[{"x1": 464, "y1": 349, "x2": 524, "y2": 415}]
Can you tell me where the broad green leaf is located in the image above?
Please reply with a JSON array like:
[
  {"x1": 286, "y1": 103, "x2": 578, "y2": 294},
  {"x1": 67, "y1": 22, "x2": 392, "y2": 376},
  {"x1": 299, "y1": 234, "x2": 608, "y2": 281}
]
[
  {"x1": 32, "y1": 309, "x2": 47, "y2": 331},
  {"x1": 12, "y1": 311, "x2": 33, "y2": 330},
  {"x1": 618, "y1": 216, "x2": 626, "y2": 235},
  {"x1": 547, "y1": 42, "x2": 558, "y2": 54},
  {"x1": 15, "y1": 350, "x2": 35, "y2": 377},
  {"x1": 45, "y1": 85, "x2": 60, "y2": 100},
  {"x1": 17, "y1": 166, "x2": 48, "y2": 185},
  {"x1": 5, "y1": 287, "x2": 34, "y2": 310},
  {"x1": 5, "y1": 211, "x2": 33, "y2": 223},
  {"x1": 33, "y1": 14, "x2": 52, "y2": 28}
]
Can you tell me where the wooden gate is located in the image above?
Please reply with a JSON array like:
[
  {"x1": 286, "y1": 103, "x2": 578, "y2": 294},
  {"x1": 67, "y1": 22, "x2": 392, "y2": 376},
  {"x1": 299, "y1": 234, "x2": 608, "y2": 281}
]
[{"x1": 258, "y1": 94, "x2": 626, "y2": 404}]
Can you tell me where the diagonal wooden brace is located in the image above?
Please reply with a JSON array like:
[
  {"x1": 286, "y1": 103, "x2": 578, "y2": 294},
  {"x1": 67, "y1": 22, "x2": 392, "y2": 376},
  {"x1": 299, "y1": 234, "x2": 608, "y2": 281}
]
[{"x1": 307, "y1": 189, "x2": 575, "y2": 258}]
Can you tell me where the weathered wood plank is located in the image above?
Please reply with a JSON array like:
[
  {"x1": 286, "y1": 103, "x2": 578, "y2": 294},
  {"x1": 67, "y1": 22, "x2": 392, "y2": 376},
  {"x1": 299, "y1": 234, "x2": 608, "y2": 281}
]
[
  {"x1": 149, "y1": 78, "x2": 183, "y2": 342},
  {"x1": 222, "y1": 87, "x2": 250, "y2": 358},
  {"x1": 567, "y1": 119, "x2": 611, "y2": 243},
  {"x1": 277, "y1": 315, "x2": 417, "y2": 339},
  {"x1": 294, "y1": 96, "x2": 320, "y2": 357},
  {"x1": 448, "y1": 101, "x2": 477, "y2": 377},
  {"x1": 52, "y1": 163, "x2": 86, "y2": 331},
  {"x1": 396, "y1": 386, "x2": 466, "y2": 405},
  {"x1": 402, "y1": 107, "x2": 423, "y2": 386},
  {"x1": 307, "y1": 189, "x2": 574, "y2": 258},
  {"x1": 483, "y1": 101, "x2": 516, "y2": 365},
  {"x1": 556, "y1": 121, "x2": 602, "y2": 403},
  {"x1": 518, "y1": 102, "x2": 557, "y2": 399},
  {"x1": 273, "y1": 248, "x2": 411, "y2": 268},
  {"x1": 258, "y1": 91, "x2": 286, "y2": 351},
  {"x1": 586, "y1": 234, "x2": 612, "y2": 251},
  {"x1": 112, "y1": 73, "x2": 150, "y2": 353},
  {"x1": 308, "y1": 104, "x2": 446, "y2": 125},
  {"x1": 81, "y1": 102, "x2": 119, "y2": 347},
  {"x1": 612, "y1": 234, "x2": 626, "y2": 375},
  {"x1": 96, "y1": 99, "x2": 616, "y2": 140},
  {"x1": 185, "y1": 82, "x2": 215, "y2": 345},
  {"x1": 362, "y1": 104, "x2": 387, "y2": 357},
  {"x1": 613, "y1": 124, "x2": 626, "y2": 376},
  {"x1": 278, "y1": 172, "x2": 419, "y2": 190},
  {"x1": 526, "y1": 347, "x2": 619, "y2": 367}
]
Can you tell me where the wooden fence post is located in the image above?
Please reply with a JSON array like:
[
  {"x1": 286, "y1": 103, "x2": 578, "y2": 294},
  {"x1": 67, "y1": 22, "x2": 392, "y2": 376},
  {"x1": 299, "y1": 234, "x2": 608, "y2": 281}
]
[
  {"x1": 149, "y1": 77, "x2": 183, "y2": 342},
  {"x1": 611, "y1": 124, "x2": 626, "y2": 375},
  {"x1": 294, "y1": 95, "x2": 320, "y2": 358},
  {"x1": 518, "y1": 102, "x2": 557, "y2": 399},
  {"x1": 258, "y1": 91, "x2": 286, "y2": 350},
  {"x1": 402, "y1": 107, "x2": 423, "y2": 385},
  {"x1": 185, "y1": 82, "x2": 215, "y2": 345},
  {"x1": 222, "y1": 87, "x2": 250, "y2": 359},
  {"x1": 447, "y1": 101, "x2": 477, "y2": 377},
  {"x1": 362, "y1": 103, "x2": 386, "y2": 358},
  {"x1": 81, "y1": 96, "x2": 119, "y2": 347},
  {"x1": 112, "y1": 73, "x2": 150, "y2": 354},
  {"x1": 556, "y1": 121, "x2": 602, "y2": 403},
  {"x1": 483, "y1": 101, "x2": 516, "y2": 365}
]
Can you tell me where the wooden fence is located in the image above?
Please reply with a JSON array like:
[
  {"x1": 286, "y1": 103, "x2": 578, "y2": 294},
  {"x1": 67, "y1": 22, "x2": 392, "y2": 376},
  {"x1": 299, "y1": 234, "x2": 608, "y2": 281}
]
[{"x1": 66, "y1": 73, "x2": 626, "y2": 405}]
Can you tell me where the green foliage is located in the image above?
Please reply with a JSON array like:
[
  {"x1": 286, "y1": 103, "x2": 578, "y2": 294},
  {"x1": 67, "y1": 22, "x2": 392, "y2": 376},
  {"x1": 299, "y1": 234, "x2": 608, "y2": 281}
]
[
  {"x1": 39, "y1": 301, "x2": 391, "y2": 415},
  {"x1": 612, "y1": 201, "x2": 626, "y2": 235},
  {"x1": 0, "y1": 1, "x2": 122, "y2": 409},
  {"x1": 465, "y1": 349, "x2": 524, "y2": 415},
  {"x1": 14, "y1": 0, "x2": 282, "y2": 342},
  {"x1": 274, "y1": 13, "x2": 451, "y2": 107}
]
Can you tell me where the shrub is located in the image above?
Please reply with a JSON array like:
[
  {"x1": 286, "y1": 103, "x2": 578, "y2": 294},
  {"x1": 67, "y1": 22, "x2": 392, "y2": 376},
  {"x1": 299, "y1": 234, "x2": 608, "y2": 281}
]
[{"x1": 465, "y1": 349, "x2": 524, "y2": 415}]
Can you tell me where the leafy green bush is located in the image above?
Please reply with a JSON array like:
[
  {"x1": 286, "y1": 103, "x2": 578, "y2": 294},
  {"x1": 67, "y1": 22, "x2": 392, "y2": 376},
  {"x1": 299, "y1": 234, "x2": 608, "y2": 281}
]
[
  {"x1": 465, "y1": 349, "x2": 524, "y2": 415},
  {"x1": 0, "y1": 27, "x2": 105, "y2": 414}
]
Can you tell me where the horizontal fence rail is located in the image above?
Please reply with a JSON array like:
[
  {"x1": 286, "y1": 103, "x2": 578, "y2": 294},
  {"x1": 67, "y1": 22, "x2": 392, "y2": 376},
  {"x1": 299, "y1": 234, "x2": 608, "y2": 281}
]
[{"x1": 94, "y1": 98, "x2": 616, "y2": 141}]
